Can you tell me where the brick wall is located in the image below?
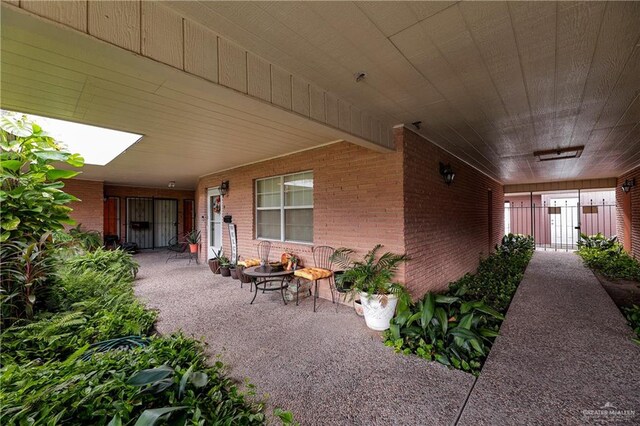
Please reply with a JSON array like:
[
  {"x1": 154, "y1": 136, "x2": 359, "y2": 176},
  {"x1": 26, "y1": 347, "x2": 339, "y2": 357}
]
[
  {"x1": 616, "y1": 165, "x2": 640, "y2": 259},
  {"x1": 196, "y1": 127, "x2": 504, "y2": 299},
  {"x1": 63, "y1": 179, "x2": 104, "y2": 232},
  {"x1": 104, "y1": 185, "x2": 195, "y2": 241},
  {"x1": 196, "y1": 140, "x2": 405, "y2": 300},
  {"x1": 402, "y1": 128, "x2": 504, "y2": 295}
]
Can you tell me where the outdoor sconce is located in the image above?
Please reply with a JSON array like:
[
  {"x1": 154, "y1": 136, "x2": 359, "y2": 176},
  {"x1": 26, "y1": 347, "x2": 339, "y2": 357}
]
[
  {"x1": 220, "y1": 180, "x2": 229, "y2": 196},
  {"x1": 621, "y1": 178, "x2": 636, "y2": 193},
  {"x1": 439, "y1": 162, "x2": 455, "y2": 185}
]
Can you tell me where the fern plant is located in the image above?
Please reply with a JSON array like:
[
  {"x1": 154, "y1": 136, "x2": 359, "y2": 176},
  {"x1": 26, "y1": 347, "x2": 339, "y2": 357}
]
[{"x1": 331, "y1": 244, "x2": 409, "y2": 302}]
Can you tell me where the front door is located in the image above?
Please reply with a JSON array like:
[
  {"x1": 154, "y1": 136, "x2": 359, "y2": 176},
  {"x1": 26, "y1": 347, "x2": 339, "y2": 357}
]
[{"x1": 207, "y1": 188, "x2": 223, "y2": 259}]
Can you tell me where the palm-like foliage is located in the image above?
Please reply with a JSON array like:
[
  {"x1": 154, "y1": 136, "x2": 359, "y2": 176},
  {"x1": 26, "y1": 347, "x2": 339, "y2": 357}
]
[{"x1": 331, "y1": 244, "x2": 409, "y2": 299}]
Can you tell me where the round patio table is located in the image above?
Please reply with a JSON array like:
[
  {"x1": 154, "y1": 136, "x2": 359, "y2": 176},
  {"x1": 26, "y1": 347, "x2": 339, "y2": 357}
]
[{"x1": 243, "y1": 266, "x2": 294, "y2": 305}]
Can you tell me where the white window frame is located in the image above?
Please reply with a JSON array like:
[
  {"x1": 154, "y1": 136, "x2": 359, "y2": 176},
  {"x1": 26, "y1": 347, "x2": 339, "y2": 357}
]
[{"x1": 255, "y1": 171, "x2": 313, "y2": 244}]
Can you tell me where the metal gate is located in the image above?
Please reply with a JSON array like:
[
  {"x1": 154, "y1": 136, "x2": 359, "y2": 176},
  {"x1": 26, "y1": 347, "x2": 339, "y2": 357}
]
[
  {"x1": 507, "y1": 199, "x2": 617, "y2": 251},
  {"x1": 126, "y1": 197, "x2": 178, "y2": 249}
]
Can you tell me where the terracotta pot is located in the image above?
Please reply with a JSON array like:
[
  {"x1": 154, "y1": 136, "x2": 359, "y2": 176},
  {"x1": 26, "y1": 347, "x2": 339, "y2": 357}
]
[
  {"x1": 220, "y1": 266, "x2": 231, "y2": 277},
  {"x1": 208, "y1": 259, "x2": 220, "y2": 274},
  {"x1": 230, "y1": 267, "x2": 239, "y2": 280},
  {"x1": 238, "y1": 266, "x2": 252, "y2": 283},
  {"x1": 189, "y1": 243, "x2": 198, "y2": 253}
]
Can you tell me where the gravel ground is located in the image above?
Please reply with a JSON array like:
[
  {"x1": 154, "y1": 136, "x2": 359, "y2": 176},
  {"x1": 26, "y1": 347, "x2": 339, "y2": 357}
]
[
  {"x1": 133, "y1": 251, "x2": 474, "y2": 426},
  {"x1": 458, "y1": 251, "x2": 640, "y2": 425}
]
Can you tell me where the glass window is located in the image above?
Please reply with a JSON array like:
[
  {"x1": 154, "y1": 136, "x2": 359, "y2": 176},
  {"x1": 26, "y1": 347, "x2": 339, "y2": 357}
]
[{"x1": 256, "y1": 171, "x2": 313, "y2": 243}]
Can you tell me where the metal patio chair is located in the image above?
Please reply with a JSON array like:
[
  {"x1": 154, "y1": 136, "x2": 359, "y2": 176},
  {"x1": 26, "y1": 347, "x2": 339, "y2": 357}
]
[
  {"x1": 293, "y1": 245, "x2": 335, "y2": 312},
  {"x1": 257, "y1": 241, "x2": 272, "y2": 264},
  {"x1": 166, "y1": 234, "x2": 188, "y2": 263}
]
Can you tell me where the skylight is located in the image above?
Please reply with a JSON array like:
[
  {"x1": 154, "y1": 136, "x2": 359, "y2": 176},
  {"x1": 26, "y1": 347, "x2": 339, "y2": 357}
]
[{"x1": 1, "y1": 110, "x2": 142, "y2": 166}]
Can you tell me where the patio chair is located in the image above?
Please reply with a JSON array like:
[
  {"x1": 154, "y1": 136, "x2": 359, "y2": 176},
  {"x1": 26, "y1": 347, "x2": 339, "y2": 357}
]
[
  {"x1": 166, "y1": 234, "x2": 188, "y2": 263},
  {"x1": 293, "y1": 245, "x2": 335, "y2": 312},
  {"x1": 257, "y1": 241, "x2": 271, "y2": 264}
]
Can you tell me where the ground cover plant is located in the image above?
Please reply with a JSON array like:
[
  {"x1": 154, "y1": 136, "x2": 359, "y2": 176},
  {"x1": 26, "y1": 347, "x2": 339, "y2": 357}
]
[
  {"x1": 576, "y1": 233, "x2": 640, "y2": 281},
  {"x1": 576, "y1": 234, "x2": 640, "y2": 344},
  {"x1": 622, "y1": 305, "x2": 640, "y2": 344},
  {"x1": 0, "y1": 116, "x2": 288, "y2": 425},
  {"x1": 384, "y1": 234, "x2": 535, "y2": 375}
]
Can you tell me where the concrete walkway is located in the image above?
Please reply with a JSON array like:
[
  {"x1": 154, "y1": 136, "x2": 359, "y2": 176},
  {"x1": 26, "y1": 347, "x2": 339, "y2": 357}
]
[
  {"x1": 133, "y1": 252, "x2": 474, "y2": 425},
  {"x1": 458, "y1": 251, "x2": 640, "y2": 425}
]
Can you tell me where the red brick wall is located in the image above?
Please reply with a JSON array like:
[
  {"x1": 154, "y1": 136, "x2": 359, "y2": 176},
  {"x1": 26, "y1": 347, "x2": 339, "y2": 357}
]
[
  {"x1": 402, "y1": 128, "x2": 504, "y2": 295},
  {"x1": 196, "y1": 140, "x2": 405, "y2": 301},
  {"x1": 63, "y1": 179, "x2": 104, "y2": 232},
  {"x1": 617, "y1": 165, "x2": 640, "y2": 259},
  {"x1": 196, "y1": 127, "x2": 504, "y2": 299},
  {"x1": 104, "y1": 185, "x2": 195, "y2": 241}
]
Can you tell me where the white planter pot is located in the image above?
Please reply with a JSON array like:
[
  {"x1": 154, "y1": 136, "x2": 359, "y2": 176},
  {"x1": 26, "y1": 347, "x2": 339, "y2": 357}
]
[{"x1": 359, "y1": 292, "x2": 398, "y2": 331}]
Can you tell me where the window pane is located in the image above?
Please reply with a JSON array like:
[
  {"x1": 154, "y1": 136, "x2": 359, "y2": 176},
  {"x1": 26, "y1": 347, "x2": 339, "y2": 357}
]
[
  {"x1": 257, "y1": 210, "x2": 281, "y2": 240},
  {"x1": 285, "y1": 209, "x2": 313, "y2": 242},
  {"x1": 257, "y1": 177, "x2": 281, "y2": 208},
  {"x1": 284, "y1": 172, "x2": 313, "y2": 207}
]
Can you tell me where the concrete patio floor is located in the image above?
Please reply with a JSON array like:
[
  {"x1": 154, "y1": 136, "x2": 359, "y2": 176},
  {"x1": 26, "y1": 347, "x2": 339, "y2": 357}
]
[
  {"x1": 134, "y1": 250, "x2": 639, "y2": 425},
  {"x1": 133, "y1": 251, "x2": 474, "y2": 425}
]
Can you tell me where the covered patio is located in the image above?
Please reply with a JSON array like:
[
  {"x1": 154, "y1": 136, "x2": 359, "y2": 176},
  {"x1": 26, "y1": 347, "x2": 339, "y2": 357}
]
[{"x1": 134, "y1": 251, "x2": 474, "y2": 425}]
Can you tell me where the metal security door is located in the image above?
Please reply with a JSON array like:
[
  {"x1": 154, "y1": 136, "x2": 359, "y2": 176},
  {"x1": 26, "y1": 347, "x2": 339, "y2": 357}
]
[
  {"x1": 127, "y1": 198, "x2": 153, "y2": 249},
  {"x1": 154, "y1": 199, "x2": 178, "y2": 247},
  {"x1": 549, "y1": 198, "x2": 579, "y2": 247}
]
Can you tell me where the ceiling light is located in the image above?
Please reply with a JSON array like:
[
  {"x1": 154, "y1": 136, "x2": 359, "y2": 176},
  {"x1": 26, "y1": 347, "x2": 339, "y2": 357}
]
[
  {"x1": 533, "y1": 146, "x2": 584, "y2": 162},
  {"x1": 354, "y1": 71, "x2": 367, "y2": 82},
  {"x1": 1, "y1": 109, "x2": 142, "y2": 166}
]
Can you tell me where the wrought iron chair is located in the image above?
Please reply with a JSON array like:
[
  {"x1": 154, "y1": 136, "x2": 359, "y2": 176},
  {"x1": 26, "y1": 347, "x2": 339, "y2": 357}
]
[
  {"x1": 293, "y1": 245, "x2": 335, "y2": 312},
  {"x1": 166, "y1": 234, "x2": 188, "y2": 263},
  {"x1": 257, "y1": 241, "x2": 271, "y2": 264}
]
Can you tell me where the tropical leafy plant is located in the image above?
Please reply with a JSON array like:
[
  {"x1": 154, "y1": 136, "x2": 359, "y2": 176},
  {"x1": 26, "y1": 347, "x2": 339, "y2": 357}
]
[
  {"x1": 1, "y1": 115, "x2": 84, "y2": 324},
  {"x1": 386, "y1": 293, "x2": 503, "y2": 374},
  {"x1": 577, "y1": 232, "x2": 618, "y2": 250},
  {"x1": 331, "y1": 244, "x2": 409, "y2": 303},
  {"x1": 622, "y1": 305, "x2": 640, "y2": 344},
  {"x1": 385, "y1": 234, "x2": 534, "y2": 374},
  {"x1": 577, "y1": 237, "x2": 640, "y2": 281},
  {"x1": 0, "y1": 114, "x2": 84, "y2": 243},
  {"x1": 0, "y1": 233, "x2": 58, "y2": 323}
]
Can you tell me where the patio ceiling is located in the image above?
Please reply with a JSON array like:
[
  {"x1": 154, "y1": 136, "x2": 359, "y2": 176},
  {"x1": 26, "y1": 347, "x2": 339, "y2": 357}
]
[
  {"x1": 0, "y1": 4, "x2": 380, "y2": 189},
  {"x1": 167, "y1": 1, "x2": 640, "y2": 184},
  {"x1": 1, "y1": 2, "x2": 639, "y2": 187}
]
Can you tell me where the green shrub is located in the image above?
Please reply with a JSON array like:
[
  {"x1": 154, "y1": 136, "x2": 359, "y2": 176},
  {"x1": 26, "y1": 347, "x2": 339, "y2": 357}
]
[
  {"x1": 577, "y1": 241, "x2": 640, "y2": 281},
  {"x1": 622, "y1": 305, "x2": 640, "y2": 344},
  {"x1": 1, "y1": 268, "x2": 155, "y2": 366},
  {"x1": 66, "y1": 248, "x2": 139, "y2": 282},
  {"x1": 385, "y1": 294, "x2": 503, "y2": 374},
  {"x1": 1, "y1": 334, "x2": 266, "y2": 425},
  {"x1": 385, "y1": 234, "x2": 534, "y2": 375},
  {"x1": 0, "y1": 115, "x2": 84, "y2": 325},
  {"x1": 1, "y1": 246, "x2": 274, "y2": 424},
  {"x1": 577, "y1": 232, "x2": 618, "y2": 250}
]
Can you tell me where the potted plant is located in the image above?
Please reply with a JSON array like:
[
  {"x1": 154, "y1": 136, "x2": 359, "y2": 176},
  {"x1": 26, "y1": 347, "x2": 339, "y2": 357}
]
[
  {"x1": 208, "y1": 248, "x2": 222, "y2": 274},
  {"x1": 219, "y1": 256, "x2": 231, "y2": 277},
  {"x1": 229, "y1": 263, "x2": 239, "y2": 280},
  {"x1": 331, "y1": 244, "x2": 409, "y2": 331},
  {"x1": 186, "y1": 230, "x2": 201, "y2": 254}
]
